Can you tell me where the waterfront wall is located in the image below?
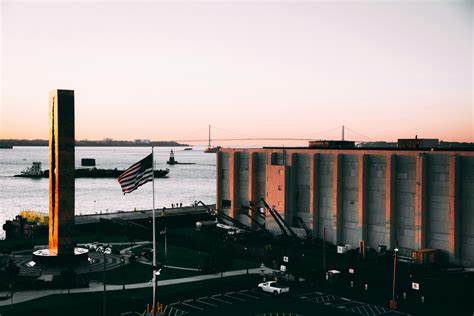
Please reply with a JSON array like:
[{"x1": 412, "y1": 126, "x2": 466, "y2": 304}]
[{"x1": 216, "y1": 148, "x2": 474, "y2": 266}]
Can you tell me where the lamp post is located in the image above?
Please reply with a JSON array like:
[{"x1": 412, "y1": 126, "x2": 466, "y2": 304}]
[
  {"x1": 103, "y1": 252, "x2": 107, "y2": 316},
  {"x1": 121, "y1": 257, "x2": 125, "y2": 290},
  {"x1": 390, "y1": 245, "x2": 399, "y2": 310},
  {"x1": 94, "y1": 200, "x2": 96, "y2": 213},
  {"x1": 244, "y1": 247, "x2": 248, "y2": 275},
  {"x1": 153, "y1": 268, "x2": 161, "y2": 316},
  {"x1": 323, "y1": 227, "x2": 326, "y2": 276}
]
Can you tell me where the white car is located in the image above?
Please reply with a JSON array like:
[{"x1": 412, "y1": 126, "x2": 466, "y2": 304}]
[{"x1": 258, "y1": 281, "x2": 290, "y2": 295}]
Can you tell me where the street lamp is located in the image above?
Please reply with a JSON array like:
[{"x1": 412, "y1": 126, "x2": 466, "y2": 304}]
[
  {"x1": 153, "y1": 268, "x2": 162, "y2": 316},
  {"x1": 390, "y1": 246, "x2": 399, "y2": 310},
  {"x1": 244, "y1": 247, "x2": 248, "y2": 275},
  {"x1": 103, "y1": 251, "x2": 107, "y2": 316},
  {"x1": 94, "y1": 200, "x2": 96, "y2": 213},
  {"x1": 120, "y1": 257, "x2": 125, "y2": 290}
]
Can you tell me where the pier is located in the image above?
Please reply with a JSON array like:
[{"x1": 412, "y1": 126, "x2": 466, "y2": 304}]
[
  {"x1": 75, "y1": 204, "x2": 214, "y2": 225},
  {"x1": 3, "y1": 204, "x2": 216, "y2": 241}
]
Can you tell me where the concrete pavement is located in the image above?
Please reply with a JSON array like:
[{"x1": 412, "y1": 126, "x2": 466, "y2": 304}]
[{"x1": 0, "y1": 267, "x2": 275, "y2": 306}]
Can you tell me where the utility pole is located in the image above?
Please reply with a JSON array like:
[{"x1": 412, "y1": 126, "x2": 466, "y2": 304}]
[
  {"x1": 103, "y1": 252, "x2": 106, "y2": 316},
  {"x1": 121, "y1": 257, "x2": 125, "y2": 290},
  {"x1": 323, "y1": 227, "x2": 326, "y2": 275},
  {"x1": 390, "y1": 240, "x2": 399, "y2": 310}
]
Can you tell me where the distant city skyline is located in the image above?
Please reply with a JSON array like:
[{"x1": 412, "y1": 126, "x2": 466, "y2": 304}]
[{"x1": 1, "y1": 1, "x2": 472, "y2": 146}]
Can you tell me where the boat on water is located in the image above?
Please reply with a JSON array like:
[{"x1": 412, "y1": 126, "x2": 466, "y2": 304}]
[
  {"x1": 73, "y1": 168, "x2": 170, "y2": 178},
  {"x1": 184, "y1": 147, "x2": 193, "y2": 151},
  {"x1": 15, "y1": 162, "x2": 44, "y2": 178},
  {"x1": 204, "y1": 146, "x2": 221, "y2": 153},
  {"x1": 14, "y1": 162, "x2": 170, "y2": 178}
]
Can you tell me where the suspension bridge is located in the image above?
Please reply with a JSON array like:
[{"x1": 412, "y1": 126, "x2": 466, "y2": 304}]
[{"x1": 170, "y1": 125, "x2": 377, "y2": 146}]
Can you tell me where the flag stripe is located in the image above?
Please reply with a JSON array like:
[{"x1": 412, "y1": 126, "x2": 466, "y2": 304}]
[
  {"x1": 119, "y1": 167, "x2": 153, "y2": 187},
  {"x1": 117, "y1": 153, "x2": 153, "y2": 194},
  {"x1": 120, "y1": 173, "x2": 153, "y2": 192},
  {"x1": 117, "y1": 164, "x2": 141, "y2": 181}
]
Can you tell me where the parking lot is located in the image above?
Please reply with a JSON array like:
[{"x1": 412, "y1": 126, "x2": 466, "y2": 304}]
[
  {"x1": 298, "y1": 290, "x2": 407, "y2": 316},
  {"x1": 166, "y1": 288, "x2": 272, "y2": 315},
  {"x1": 160, "y1": 284, "x2": 410, "y2": 316},
  {"x1": 160, "y1": 286, "x2": 373, "y2": 316}
]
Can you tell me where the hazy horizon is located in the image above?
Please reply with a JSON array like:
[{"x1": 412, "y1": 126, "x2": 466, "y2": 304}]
[{"x1": 1, "y1": 1, "x2": 473, "y2": 146}]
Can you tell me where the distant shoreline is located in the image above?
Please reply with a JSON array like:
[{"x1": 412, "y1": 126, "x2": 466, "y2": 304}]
[{"x1": 0, "y1": 139, "x2": 190, "y2": 147}]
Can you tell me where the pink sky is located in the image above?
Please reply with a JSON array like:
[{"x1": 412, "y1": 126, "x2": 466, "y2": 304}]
[{"x1": 1, "y1": 1, "x2": 472, "y2": 146}]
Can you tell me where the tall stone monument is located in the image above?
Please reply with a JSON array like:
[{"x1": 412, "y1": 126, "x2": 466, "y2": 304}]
[
  {"x1": 33, "y1": 89, "x2": 87, "y2": 264},
  {"x1": 48, "y1": 89, "x2": 75, "y2": 256}
]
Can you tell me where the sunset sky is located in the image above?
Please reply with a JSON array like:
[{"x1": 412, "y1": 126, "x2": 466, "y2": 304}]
[{"x1": 1, "y1": 1, "x2": 472, "y2": 146}]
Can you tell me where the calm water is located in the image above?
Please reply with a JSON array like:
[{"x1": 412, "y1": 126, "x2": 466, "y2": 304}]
[{"x1": 0, "y1": 146, "x2": 216, "y2": 239}]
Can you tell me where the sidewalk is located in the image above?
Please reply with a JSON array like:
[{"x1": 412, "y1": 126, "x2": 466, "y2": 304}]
[{"x1": 0, "y1": 267, "x2": 275, "y2": 306}]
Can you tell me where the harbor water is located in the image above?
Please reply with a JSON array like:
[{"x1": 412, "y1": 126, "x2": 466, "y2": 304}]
[{"x1": 0, "y1": 146, "x2": 216, "y2": 239}]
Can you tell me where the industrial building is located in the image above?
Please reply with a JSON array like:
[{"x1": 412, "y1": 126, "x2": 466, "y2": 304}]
[{"x1": 216, "y1": 142, "x2": 474, "y2": 266}]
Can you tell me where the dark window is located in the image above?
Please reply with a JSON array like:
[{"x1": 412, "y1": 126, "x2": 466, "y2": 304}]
[{"x1": 222, "y1": 200, "x2": 231, "y2": 208}]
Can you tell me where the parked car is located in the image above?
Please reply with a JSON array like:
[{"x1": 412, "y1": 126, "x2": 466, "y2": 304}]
[
  {"x1": 258, "y1": 281, "x2": 289, "y2": 295},
  {"x1": 326, "y1": 269, "x2": 341, "y2": 280}
]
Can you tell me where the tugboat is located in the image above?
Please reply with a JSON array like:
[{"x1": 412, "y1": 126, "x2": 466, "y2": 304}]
[
  {"x1": 14, "y1": 162, "x2": 45, "y2": 178},
  {"x1": 204, "y1": 146, "x2": 221, "y2": 153}
]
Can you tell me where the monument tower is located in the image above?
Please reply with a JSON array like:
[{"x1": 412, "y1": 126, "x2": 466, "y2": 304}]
[
  {"x1": 34, "y1": 89, "x2": 88, "y2": 264},
  {"x1": 48, "y1": 89, "x2": 75, "y2": 256}
]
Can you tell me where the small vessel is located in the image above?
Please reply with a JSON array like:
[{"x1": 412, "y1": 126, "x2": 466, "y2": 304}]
[
  {"x1": 15, "y1": 162, "x2": 44, "y2": 178},
  {"x1": 204, "y1": 146, "x2": 221, "y2": 153},
  {"x1": 184, "y1": 147, "x2": 193, "y2": 151}
]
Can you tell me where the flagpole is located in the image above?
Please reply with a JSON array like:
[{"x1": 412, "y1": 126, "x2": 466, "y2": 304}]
[{"x1": 152, "y1": 147, "x2": 156, "y2": 315}]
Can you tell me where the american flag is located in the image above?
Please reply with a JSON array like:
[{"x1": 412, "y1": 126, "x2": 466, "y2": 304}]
[{"x1": 117, "y1": 153, "x2": 153, "y2": 194}]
